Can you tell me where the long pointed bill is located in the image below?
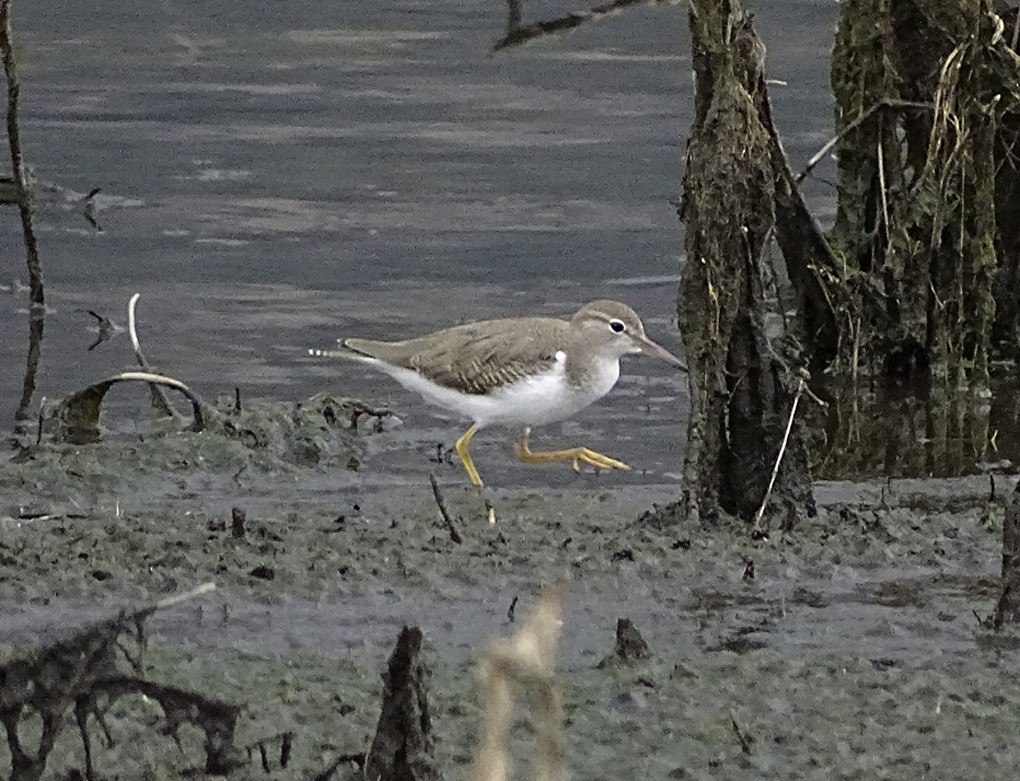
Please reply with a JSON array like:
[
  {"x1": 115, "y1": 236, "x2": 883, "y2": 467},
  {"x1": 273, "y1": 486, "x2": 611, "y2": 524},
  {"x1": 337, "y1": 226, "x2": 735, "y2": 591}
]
[{"x1": 636, "y1": 334, "x2": 688, "y2": 371}]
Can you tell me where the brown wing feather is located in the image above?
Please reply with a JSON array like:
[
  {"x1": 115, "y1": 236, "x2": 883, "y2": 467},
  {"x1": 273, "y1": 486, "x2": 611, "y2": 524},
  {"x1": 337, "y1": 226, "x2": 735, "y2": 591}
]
[{"x1": 345, "y1": 317, "x2": 568, "y2": 394}]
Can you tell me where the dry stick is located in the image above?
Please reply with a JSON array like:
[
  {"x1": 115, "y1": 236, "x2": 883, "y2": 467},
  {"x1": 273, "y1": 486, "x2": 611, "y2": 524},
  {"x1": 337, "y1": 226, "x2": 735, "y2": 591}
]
[
  {"x1": 795, "y1": 99, "x2": 933, "y2": 184},
  {"x1": 0, "y1": 0, "x2": 42, "y2": 312},
  {"x1": 493, "y1": 0, "x2": 680, "y2": 51},
  {"x1": 486, "y1": 497, "x2": 497, "y2": 526},
  {"x1": 429, "y1": 473, "x2": 463, "y2": 544},
  {"x1": 506, "y1": 0, "x2": 522, "y2": 35},
  {"x1": 35, "y1": 394, "x2": 45, "y2": 445},
  {"x1": 128, "y1": 292, "x2": 178, "y2": 418},
  {"x1": 155, "y1": 581, "x2": 216, "y2": 610},
  {"x1": 751, "y1": 376, "x2": 806, "y2": 533},
  {"x1": 1013, "y1": 9, "x2": 1020, "y2": 51},
  {"x1": 2, "y1": 0, "x2": 46, "y2": 442},
  {"x1": 346, "y1": 399, "x2": 392, "y2": 431},
  {"x1": 730, "y1": 715, "x2": 753, "y2": 755},
  {"x1": 876, "y1": 123, "x2": 892, "y2": 247},
  {"x1": 79, "y1": 371, "x2": 206, "y2": 432}
]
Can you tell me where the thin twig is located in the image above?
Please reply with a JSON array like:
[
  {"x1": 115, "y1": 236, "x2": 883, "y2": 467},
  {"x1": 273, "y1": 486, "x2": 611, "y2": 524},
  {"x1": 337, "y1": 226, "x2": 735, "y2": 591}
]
[
  {"x1": 0, "y1": 0, "x2": 43, "y2": 313},
  {"x1": 429, "y1": 473, "x2": 463, "y2": 544},
  {"x1": 86, "y1": 309, "x2": 118, "y2": 351},
  {"x1": 128, "y1": 293, "x2": 178, "y2": 417},
  {"x1": 346, "y1": 399, "x2": 393, "y2": 432},
  {"x1": 494, "y1": 0, "x2": 680, "y2": 51},
  {"x1": 82, "y1": 186, "x2": 101, "y2": 231},
  {"x1": 155, "y1": 581, "x2": 216, "y2": 610},
  {"x1": 876, "y1": 128, "x2": 891, "y2": 247},
  {"x1": 751, "y1": 377, "x2": 806, "y2": 534},
  {"x1": 506, "y1": 0, "x2": 522, "y2": 37},
  {"x1": 730, "y1": 715, "x2": 753, "y2": 754},
  {"x1": 35, "y1": 394, "x2": 45, "y2": 445},
  {"x1": 795, "y1": 99, "x2": 933, "y2": 184}
]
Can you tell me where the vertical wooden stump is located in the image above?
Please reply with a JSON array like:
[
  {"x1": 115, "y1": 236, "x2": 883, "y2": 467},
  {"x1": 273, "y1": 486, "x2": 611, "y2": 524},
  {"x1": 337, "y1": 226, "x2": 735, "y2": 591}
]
[
  {"x1": 993, "y1": 480, "x2": 1020, "y2": 627},
  {"x1": 650, "y1": 0, "x2": 822, "y2": 530},
  {"x1": 365, "y1": 626, "x2": 443, "y2": 781}
]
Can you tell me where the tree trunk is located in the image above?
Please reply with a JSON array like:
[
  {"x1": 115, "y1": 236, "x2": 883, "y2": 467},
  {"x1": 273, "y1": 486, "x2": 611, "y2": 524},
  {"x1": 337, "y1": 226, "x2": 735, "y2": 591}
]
[
  {"x1": 826, "y1": 0, "x2": 1019, "y2": 386},
  {"x1": 993, "y1": 478, "x2": 1020, "y2": 627},
  {"x1": 653, "y1": 0, "x2": 817, "y2": 529}
]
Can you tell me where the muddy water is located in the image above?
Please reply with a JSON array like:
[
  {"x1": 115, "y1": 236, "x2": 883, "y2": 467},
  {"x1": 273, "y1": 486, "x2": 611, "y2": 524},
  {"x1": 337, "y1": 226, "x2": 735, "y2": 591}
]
[{"x1": 4, "y1": 2, "x2": 1020, "y2": 779}]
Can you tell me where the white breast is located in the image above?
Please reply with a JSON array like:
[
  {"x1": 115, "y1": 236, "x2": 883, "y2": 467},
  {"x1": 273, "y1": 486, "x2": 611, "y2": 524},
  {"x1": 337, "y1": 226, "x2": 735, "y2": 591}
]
[{"x1": 365, "y1": 351, "x2": 621, "y2": 430}]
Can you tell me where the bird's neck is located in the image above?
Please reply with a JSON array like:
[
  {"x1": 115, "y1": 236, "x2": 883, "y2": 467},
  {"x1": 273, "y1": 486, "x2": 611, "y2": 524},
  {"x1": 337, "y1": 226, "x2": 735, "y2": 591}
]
[{"x1": 564, "y1": 348, "x2": 620, "y2": 394}]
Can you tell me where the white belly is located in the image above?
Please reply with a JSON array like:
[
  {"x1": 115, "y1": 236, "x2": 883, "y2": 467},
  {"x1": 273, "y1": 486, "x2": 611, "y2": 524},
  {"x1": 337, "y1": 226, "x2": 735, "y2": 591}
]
[{"x1": 367, "y1": 352, "x2": 620, "y2": 429}]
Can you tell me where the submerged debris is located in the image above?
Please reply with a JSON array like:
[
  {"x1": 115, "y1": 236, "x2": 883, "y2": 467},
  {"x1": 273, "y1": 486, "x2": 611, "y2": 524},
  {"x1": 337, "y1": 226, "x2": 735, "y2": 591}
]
[{"x1": 0, "y1": 584, "x2": 245, "y2": 781}]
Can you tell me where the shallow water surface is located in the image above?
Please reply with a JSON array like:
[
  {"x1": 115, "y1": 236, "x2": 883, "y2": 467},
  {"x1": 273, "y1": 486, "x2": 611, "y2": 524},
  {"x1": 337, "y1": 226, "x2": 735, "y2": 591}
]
[{"x1": 1, "y1": 0, "x2": 838, "y2": 468}]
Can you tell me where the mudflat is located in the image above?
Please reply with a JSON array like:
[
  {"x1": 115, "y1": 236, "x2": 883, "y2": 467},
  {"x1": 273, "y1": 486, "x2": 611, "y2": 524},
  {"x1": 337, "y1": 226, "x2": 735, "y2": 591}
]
[{"x1": 1, "y1": 409, "x2": 1016, "y2": 780}]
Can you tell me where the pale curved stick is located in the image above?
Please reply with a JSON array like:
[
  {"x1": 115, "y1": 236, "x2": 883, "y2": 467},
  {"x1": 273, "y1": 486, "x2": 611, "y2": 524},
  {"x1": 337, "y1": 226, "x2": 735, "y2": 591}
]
[
  {"x1": 128, "y1": 293, "x2": 177, "y2": 417},
  {"x1": 107, "y1": 371, "x2": 206, "y2": 430},
  {"x1": 56, "y1": 370, "x2": 207, "y2": 443}
]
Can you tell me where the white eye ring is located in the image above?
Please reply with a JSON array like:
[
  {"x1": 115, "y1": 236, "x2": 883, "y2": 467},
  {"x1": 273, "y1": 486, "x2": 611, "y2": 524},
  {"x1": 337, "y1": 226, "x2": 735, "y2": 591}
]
[{"x1": 609, "y1": 319, "x2": 625, "y2": 333}]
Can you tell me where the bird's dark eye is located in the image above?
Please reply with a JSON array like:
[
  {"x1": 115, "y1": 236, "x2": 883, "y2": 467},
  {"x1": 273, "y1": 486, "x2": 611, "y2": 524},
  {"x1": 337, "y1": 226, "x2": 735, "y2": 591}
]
[{"x1": 609, "y1": 319, "x2": 625, "y2": 333}]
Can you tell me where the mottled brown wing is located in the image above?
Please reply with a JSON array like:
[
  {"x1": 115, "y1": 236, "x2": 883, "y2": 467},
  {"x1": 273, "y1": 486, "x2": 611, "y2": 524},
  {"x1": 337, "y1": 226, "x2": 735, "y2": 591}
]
[{"x1": 345, "y1": 317, "x2": 568, "y2": 395}]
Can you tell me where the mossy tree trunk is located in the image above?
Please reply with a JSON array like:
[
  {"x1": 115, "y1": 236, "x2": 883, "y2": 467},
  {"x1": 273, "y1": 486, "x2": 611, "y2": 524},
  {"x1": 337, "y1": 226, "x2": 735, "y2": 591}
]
[
  {"x1": 659, "y1": 0, "x2": 820, "y2": 529},
  {"x1": 826, "y1": 0, "x2": 1020, "y2": 386},
  {"x1": 991, "y1": 4, "x2": 1020, "y2": 351}
]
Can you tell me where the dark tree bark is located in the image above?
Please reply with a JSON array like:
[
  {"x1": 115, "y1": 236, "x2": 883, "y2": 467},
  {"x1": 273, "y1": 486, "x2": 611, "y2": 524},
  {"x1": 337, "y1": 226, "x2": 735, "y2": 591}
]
[
  {"x1": 652, "y1": 0, "x2": 819, "y2": 529},
  {"x1": 365, "y1": 627, "x2": 443, "y2": 781},
  {"x1": 991, "y1": 4, "x2": 1020, "y2": 351},
  {"x1": 826, "y1": 0, "x2": 1020, "y2": 386}
]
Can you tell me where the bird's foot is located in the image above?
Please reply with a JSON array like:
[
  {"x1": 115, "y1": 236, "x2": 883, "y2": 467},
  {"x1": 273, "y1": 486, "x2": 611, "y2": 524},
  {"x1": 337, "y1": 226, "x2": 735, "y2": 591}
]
[
  {"x1": 566, "y1": 447, "x2": 631, "y2": 473},
  {"x1": 516, "y1": 435, "x2": 630, "y2": 474}
]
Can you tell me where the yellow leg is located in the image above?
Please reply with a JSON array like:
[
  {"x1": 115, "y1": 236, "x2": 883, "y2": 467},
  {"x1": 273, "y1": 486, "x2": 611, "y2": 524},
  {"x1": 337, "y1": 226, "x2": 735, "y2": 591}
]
[
  {"x1": 516, "y1": 431, "x2": 630, "y2": 474},
  {"x1": 455, "y1": 424, "x2": 484, "y2": 487}
]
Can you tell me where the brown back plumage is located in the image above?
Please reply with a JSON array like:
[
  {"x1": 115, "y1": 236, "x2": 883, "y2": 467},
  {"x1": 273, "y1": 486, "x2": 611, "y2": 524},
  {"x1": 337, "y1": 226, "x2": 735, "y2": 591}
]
[{"x1": 344, "y1": 316, "x2": 570, "y2": 395}]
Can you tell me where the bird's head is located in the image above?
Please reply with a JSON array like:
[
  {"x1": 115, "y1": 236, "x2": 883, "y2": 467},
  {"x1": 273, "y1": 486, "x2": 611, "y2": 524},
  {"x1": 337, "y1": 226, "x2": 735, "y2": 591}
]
[{"x1": 570, "y1": 300, "x2": 687, "y2": 369}]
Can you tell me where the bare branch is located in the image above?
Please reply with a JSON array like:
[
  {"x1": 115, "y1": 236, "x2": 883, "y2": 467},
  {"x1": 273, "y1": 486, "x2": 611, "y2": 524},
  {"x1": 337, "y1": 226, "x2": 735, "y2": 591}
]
[
  {"x1": 0, "y1": 0, "x2": 43, "y2": 312},
  {"x1": 494, "y1": 0, "x2": 681, "y2": 52},
  {"x1": 429, "y1": 473, "x2": 463, "y2": 544},
  {"x1": 128, "y1": 293, "x2": 179, "y2": 417},
  {"x1": 751, "y1": 376, "x2": 806, "y2": 536},
  {"x1": 795, "y1": 99, "x2": 933, "y2": 184}
]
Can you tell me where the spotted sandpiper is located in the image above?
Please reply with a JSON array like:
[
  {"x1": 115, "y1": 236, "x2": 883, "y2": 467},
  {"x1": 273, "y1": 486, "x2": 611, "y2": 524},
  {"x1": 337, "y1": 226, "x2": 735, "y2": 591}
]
[{"x1": 310, "y1": 299, "x2": 686, "y2": 487}]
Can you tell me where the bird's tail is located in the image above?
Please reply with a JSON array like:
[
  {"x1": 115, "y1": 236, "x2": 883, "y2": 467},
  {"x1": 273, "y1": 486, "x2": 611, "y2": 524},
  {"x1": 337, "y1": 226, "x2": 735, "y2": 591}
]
[
  {"x1": 307, "y1": 346, "x2": 349, "y2": 358},
  {"x1": 307, "y1": 339, "x2": 374, "y2": 361}
]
